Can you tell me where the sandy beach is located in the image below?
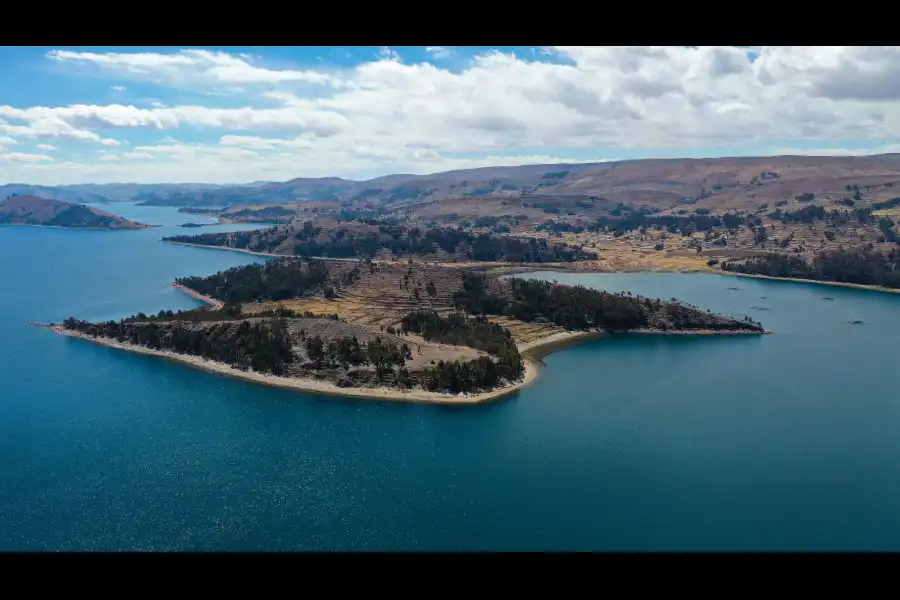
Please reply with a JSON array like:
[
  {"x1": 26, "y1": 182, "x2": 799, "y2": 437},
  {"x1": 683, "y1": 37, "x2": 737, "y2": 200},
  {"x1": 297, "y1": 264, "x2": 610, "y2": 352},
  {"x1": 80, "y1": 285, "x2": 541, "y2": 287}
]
[
  {"x1": 163, "y1": 240, "x2": 281, "y2": 258},
  {"x1": 44, "y1": 324, "x2": 545, "y2": 405},
  {"x1": 41, "y1": 321, "x2": 767, "y2": 404},
  {"x1": 171, "y1": 283, "x2": 224, "y2": 309},
  {"x1": 163, "y1": 240, "x2": 370, "y2": 264}
]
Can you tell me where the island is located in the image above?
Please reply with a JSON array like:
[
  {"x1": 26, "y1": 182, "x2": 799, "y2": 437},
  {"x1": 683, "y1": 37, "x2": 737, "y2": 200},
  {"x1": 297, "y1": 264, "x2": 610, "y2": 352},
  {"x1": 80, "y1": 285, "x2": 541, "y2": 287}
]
[
  {"x1": 0, "y1": 195, "x2": 153, "y2": 230},
  {"x1": 42, "y1": 252, "x2": 766, "y2": 404}
]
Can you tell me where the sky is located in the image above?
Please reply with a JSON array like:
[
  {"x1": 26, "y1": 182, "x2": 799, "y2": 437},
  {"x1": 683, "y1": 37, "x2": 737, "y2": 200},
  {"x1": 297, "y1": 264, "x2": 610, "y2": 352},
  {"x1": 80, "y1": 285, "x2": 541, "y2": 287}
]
[{"x1": 1, "y1": 46, "x2": 900, "y2": 186}]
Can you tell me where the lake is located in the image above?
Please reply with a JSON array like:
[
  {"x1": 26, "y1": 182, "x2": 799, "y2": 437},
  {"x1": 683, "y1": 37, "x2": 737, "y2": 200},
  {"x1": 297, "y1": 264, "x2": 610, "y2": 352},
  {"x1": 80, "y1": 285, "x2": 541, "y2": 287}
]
[{"x1": 2, "y1": 205, "x2": 899, "y2": 550}]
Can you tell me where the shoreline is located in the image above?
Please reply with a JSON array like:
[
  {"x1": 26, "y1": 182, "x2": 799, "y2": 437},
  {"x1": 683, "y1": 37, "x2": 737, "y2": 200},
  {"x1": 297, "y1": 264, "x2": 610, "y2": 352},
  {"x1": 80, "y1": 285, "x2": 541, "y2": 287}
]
[
  {"x1": 494, "y1": 263, "x2": 900, "y2": 296},
  {"x1": 41, "y1": 324, "x2": 543, "y2": 405},
  {"x1": 38, "y1": 323, "x2": 765, "y2": 405},
  {"x1": 163, "y1": 236, "x2": 900, "y2": 296},
  {"x1": 1, "y1": 222, "x2": 156, "y2": 231},
  {"x1": 170, "y1": 283, "x2": 224, "y2": 310},
  {"x1": 519, "y1": 330, "x2": 608, "y2": 362},
  {"x1": 162, "y1": 240, "x2": 281, "y2": 258},
  {"x1": 711, "y1": 268, "x2": 900, "y2": 295},
  {"x1": 162, "y1": 240, "x2": 365, "y2": 263}
]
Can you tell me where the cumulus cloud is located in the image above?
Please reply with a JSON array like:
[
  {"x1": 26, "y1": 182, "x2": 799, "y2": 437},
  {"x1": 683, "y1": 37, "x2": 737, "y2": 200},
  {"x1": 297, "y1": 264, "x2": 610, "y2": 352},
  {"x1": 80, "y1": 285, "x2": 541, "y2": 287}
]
[
  {"x1": 7, "y1": 46, "x2": 900, "y2": 184},
  {"x1": 0, "y1": 152, "x2": 54, "y2": 163},
  {"x1": 0, "y1": 135, "x2": 18, "y2": 147},
  {"x1": 377, "y1": 47, "x2": 400, "y2": 62},
  {"x1": 100, "y1": 138, "x2": 121, "y2": 146},
  {"x1": 48, "y1": 49, "x2": 340, "y2": 88},
  {"x1": 425, "y1": 47, "x2": 451, "y2": 59},
  {"x1": 36, "y1": 144, "x2": 57, "y2": 151},
  {"x1": 0, "y1": 115, "x2": 100, "y2": 141},
  {"x1": 111, "y1": 85, "x2": 127, "y2": 92}
]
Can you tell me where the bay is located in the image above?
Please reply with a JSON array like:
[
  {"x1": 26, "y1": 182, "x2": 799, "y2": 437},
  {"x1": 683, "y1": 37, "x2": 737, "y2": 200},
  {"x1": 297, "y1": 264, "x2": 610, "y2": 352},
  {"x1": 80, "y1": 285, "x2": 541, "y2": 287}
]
[{"x1": 2, "y1": 205, "x2": 899, "y2": 550}]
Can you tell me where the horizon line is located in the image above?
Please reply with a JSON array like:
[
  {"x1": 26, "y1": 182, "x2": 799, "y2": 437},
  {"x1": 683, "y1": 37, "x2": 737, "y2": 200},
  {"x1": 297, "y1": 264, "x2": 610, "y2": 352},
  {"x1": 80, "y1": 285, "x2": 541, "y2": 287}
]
[{"x1": 3, "y1": 151, "x2": 900, "y2": 188}]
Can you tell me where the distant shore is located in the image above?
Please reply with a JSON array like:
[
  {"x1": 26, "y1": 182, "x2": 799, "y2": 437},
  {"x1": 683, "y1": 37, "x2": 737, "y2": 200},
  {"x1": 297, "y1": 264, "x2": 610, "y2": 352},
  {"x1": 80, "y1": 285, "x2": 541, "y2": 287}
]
[
  {"x1": 712, "y1": 269, "x2": 900, "y2": 295},
  {"x1": 492, "y1": 262, "x2": 900, "y2": 296},
  {"x1": 1, "y1": 222, "x2": 157, "y2": 231}
]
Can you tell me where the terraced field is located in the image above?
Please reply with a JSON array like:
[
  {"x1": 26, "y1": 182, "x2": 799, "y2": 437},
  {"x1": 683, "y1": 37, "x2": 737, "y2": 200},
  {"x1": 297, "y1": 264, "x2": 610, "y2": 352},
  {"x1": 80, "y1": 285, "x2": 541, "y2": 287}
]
[{"x1": 246, "y1": 262, "x2": 471, "y2": 329}]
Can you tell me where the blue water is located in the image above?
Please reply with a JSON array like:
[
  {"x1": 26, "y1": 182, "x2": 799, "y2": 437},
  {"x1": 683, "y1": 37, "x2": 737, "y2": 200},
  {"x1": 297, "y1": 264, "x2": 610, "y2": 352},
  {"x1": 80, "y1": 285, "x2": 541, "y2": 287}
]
[{"x1": 2, "y1": 206, "x2": 900, "y2": 550}]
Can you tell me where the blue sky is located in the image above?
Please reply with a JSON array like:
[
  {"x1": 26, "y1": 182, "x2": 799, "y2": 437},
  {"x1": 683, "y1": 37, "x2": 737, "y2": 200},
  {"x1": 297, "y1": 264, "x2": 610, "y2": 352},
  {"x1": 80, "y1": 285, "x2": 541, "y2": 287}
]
[{"x1": 1, "y1": 46, "x2": 898, "y2": 185}]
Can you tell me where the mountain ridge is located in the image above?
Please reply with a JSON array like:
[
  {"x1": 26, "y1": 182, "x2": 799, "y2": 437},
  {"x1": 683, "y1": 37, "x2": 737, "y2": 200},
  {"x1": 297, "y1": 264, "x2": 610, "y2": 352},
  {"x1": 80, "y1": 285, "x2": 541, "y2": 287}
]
[{"x1": 5, "y1": 153, "x2": 900, "y2": 211}]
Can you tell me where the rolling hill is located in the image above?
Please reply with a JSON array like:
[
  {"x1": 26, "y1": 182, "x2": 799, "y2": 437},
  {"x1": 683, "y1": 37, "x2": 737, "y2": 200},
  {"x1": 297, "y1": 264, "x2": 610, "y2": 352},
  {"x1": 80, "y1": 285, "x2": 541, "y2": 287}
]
[{"x1": 7, "y1": 154, "x2": 900, "y2": 217}]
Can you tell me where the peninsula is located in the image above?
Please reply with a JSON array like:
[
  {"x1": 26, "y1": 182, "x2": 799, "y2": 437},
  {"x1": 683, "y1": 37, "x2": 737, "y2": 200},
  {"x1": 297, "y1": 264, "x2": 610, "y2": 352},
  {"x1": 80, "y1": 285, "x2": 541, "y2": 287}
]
[
  {"x1": 44, "y1": 254, "x2": 766, "y2": 404},
  {"x1": 0, "y1": 195, "x2": 152, "y2": 230}
]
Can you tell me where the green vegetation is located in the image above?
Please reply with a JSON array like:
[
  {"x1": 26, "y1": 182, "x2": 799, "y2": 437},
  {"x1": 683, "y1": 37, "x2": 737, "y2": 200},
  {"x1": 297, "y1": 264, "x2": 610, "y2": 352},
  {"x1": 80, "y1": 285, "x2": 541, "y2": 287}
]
[
  {"x1": 722, "y1": 247, "x2": 900, "y2": 288},
  {"x1": 872, "y1": 197, "x2": 900, "y2": 211},
  {"x1": 590, "y1": 209, "x2": 747, "y2": 236},
  {"x1": 121, "y1": 304, "x2": 339, "y2": 324},
  {"x1": 767, "y1": 205, "x2": 873, "y2": 225},
  {"x1": 175, "y1": 259, "x2": 330, "y2": 304},
  {"x1": 537, "y1": 220, "x2": 585, "y2": 234},
  {"x1": 301, "y1": 333, "x2": 411, "y2": 378},
  {"x1": 400, "y1": 310, "x2": 524, "y2": 394},
  {"x1": 226, "y1": 206, "x2": 294, "y2": 219},
  {"x1": 164, "y1": 222, "x2": 598, "y2": 263},
  {"x1": 452, "y1": 273, "x2": 763, "y2": 333},
  {"x1": 62, "y1": 317, "x2": 295, "y2": 375}
]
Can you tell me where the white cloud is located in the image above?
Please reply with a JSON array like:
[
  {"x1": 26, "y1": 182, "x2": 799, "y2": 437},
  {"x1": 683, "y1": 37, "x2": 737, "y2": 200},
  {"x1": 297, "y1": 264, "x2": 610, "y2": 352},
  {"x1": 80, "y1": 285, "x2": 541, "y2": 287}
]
[
  {"x1": 111, "y1": 85, "x2": 127, "y2": 92},
  {"x1": 0, "y1": 136, "x2": 18, "y2": 147},
  {"x1": 377, "y1": 47, "x2": 400, "y2": 62},
  {"x1": 100, "y1": 138, "x2": 121, "y2": 146},
  {"x1": 425, "y1": 47, "x2": 451, "y2": 59},
  {"x1": 36, "y1": 144, "x2": 57, "y2": 151},
  {"x1": 48, "y1": 49, "x2": 340, "y2": 88},
  {"x1": 767, "y1": 143, "x2": 900, "y2": 156},
  {"x1": 0, "y1": 116, "x2": 99, "y2": 142},
  {"x1": 0, "y1": 152, "x2": 54, "y2": 163},
  {"x1": 9, "y1": 46, "x2": 900, "y2": 184}
]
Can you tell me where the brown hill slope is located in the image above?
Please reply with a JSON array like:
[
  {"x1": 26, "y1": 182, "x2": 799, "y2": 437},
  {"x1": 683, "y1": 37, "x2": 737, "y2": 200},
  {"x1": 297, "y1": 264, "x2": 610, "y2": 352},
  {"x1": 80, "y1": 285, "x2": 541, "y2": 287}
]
[
  {"x1": 0, "y1": 195, "x2": 151, "y2": 229},
  {"x1": 128, "y1": 154, "x2": 900, "y2": 212}
]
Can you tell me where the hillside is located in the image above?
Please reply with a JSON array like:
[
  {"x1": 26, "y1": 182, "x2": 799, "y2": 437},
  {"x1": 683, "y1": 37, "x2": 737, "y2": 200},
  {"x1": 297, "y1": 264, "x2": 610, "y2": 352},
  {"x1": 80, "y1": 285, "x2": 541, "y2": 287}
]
[
  {"x1": 11, "y1": 154, "x2": 900, "y2": 214},
  {"x1": 0, "y1": 195, "x2": 151, "y2": 229},
  {"x1": 163, "y1": 219, "x2": 598, "y2": 263},
  {"x1": 73, "y1": 153, "x2": 900, "y2": 213}
]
